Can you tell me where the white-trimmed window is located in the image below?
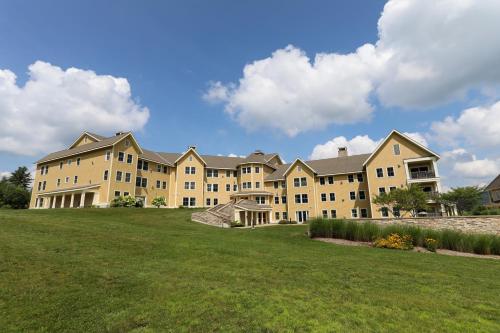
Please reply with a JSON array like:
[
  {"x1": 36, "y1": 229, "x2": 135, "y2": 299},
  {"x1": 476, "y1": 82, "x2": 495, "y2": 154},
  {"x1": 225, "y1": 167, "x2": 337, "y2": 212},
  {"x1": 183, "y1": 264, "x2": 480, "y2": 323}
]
[
  {"x1": 226, "y1": 184, "x2": 231, "y2": 191},
  {"x1": 322, "y1": 210, "x2": 328, "y2": 218},
  {"x1": 103, "y1": 170, "x2": 109, "y2": 181},
  {"x1": 156, "y1": 180, "x2": 161, "y2": 189},
  {"x1": 116, "y1": 171, "x2": 123, "y2": 182},
  {"x1": 387, "y1": 167, "x2": 395, "y2": 177},
  {"x1": 57, "y1": 179, "x2": 61, "y2": 187},
  {"x1": 190, "y1": 182, "x2": 195, "y2": 190},
  {"x1": 206, "y1": 198, "x2": 211, "y2": 206},
  {"x1": 125, "y1": 173, "x2": 131, "y2": 183},
  {"x1": 351, "y1": 208, "x2": 358, "y2": 218},
  {"x1": 213, "y1": 184, "x2": 219, "y2": 192},
  {"x1": 255, "y1": 166, "x2": 260, "y2": 173},
  {"x1": 379, "y1": 187, "x2": 386, "y2": 194},
  {"x1": 37, "y1": 182, "x2": 42, "y2": 191},
  {"x1": 350, "y1": 191, "x2": 356, "y2": 200},
  {"x1": 105, "y1": 150, "x2": 111, "y2": 161},
  {"x1": 59, "y1": 162, "x2": 63, "y2": 169},
  {"x1": 359, "y1": 191, "x2": 366, "y2": 200},
  {"x1": 328, "y1": 176, "x2": 334, "y2": 184},
  {"x1": 321, "y1": 193, "x2": 327, "y2": 202},
  {"x1": 357, "y1": 173, "x2": 364, "y2": 182},
  {"x1": 393, "y1": 144, "x2": 401, "y2": 156},
  {"x1": 136, "y1": 177, "x2": 148, "y2": 188},
  {"x1": 274, "y1": 182, "x2": 279, "y2": 189},
  {"x1": 233, "y1": 184, "x2": 238, "y2": 191},
  {"x1": 274, "y1": 196, "x2": 279, "y2": 204},
  {"x1": 214, "y1": 198, "x2": 218, "y2": 205},
  {"x1": 127, "y1": 154, "x2": 133, "y2": 164},
  {"x1": 115, "y1": 191, "x2": 121, "y2": 197},
  {"x1": 207, "y1": 169, "x2": 218, "y2": 177},
  {"x1": 76, "y1": 158, "x2": 81, "y2": 166},
  {"x1": 294, "y1": 178, "x2": 300, "y2": 187},
  {"x1": 255, "y1": 182, "x2": 260, "y2": 189},
  {"x1": 329, "y1": 193, "x2": 336, "y2": 201},
  {"x1": 256, "y1": 196, "x2": 265, "y2": 204},
  {"x1": 319, "y1": 177, "x2": 325, "y2": 185},
  {"x1": 42, "y1": 181, "x2": 46, "y2": 190},
  {"x1": 282, "y1": 196, "x2": 287, "y2": 204},
  {"x1": 74, "y1": 176, "x2": 78, "y2": 184},
  {"x1": 389, "y1": 186, "x2": 397, "y2": 192},
  {"x1": 348, "y1": 174, "x2": 354, "y2": 183},
  {"x1": 300, "y1": 177, "x2": 307, "y2": 186},
  {"x1": 162, "y1": 181, "x2": 167, "y2": 189},
  {"x1": 67, "y1": 159, "x2": 72, "y2": 165},
  {"x1": 381, "y1": 207, "x2": 389, "y2": 217},
  {"x1": 376, "y1": 168, "x2": 384, "y2": 178},
  {"x1": 226, "y1": 170, "x2": 231, "y2": 177},
  {"x1": 118, "y1": 152, "x2": 125, "y2": 162},
  {"x1": 283, "y1": 212, "x2": 288, "y2": 220},
  {"x1": 281, "y1": 181, "x2": 286, "y2": 188},
  {"x1": 124, "y1": 192, "x2": 130, "y2": 197},
  {"x1": 361, "y1": 208, "x2": 368, "y2": 218},
  {"x1": 65, "y1": 176, "x2": 69, "y2": 183},
  {"x1": 157, "y1": 164, "x2": 162, "y2": 172},
  {"x1": 275, "y1": 212, "x2": 280, "y2": 220},
  {"x1": 295, "y1": 194, "x2": 308, "y2": 204},
  {"x1": 331, "y1": 210, "x2": 337, "y2": 218},
  {"x1": 207, "y1": 184, "x2": 212, "y2": 192}
]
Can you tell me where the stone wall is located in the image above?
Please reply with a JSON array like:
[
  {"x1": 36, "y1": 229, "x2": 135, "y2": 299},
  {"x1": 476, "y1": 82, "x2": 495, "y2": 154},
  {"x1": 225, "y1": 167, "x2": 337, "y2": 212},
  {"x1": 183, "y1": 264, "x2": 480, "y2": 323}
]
[{"x1": 357, "y1": 216, "x2": 500, "y2": 235}]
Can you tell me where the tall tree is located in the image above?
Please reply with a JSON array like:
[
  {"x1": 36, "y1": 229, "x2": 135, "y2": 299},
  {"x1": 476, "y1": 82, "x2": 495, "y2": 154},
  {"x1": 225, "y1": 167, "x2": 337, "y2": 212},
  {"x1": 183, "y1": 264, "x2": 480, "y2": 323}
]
[
  {"x1": 373, "y1": 184, "x2": 428, "y2": 218},
  {"x1": 8, "y1": 166, "x2": 32, "y2": 190},
  {"x1": 440, "y1": 186, "x2": 483, "y2": 215}
]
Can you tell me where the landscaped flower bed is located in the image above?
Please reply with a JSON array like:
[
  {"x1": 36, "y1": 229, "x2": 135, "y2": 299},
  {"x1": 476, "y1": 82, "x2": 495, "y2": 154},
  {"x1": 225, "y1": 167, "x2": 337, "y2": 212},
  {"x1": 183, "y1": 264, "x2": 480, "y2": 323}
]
[{"x1": 309, "y1": 218, "x2": 500, "y2": 255}]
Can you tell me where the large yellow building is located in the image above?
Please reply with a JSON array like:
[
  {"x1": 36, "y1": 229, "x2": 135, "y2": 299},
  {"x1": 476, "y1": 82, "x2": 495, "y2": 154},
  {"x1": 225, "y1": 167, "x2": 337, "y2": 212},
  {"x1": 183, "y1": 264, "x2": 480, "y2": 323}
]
[{"x1": 30, "y1": 130, "x2": 450, "y2": 223}]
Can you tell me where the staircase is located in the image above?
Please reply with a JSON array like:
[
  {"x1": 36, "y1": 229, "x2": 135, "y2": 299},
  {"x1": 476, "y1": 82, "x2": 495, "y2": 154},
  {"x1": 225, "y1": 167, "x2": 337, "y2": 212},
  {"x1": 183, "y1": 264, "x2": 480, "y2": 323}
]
[{"x1": 191, "y1": 203, "x2": 234, "y2": 228}]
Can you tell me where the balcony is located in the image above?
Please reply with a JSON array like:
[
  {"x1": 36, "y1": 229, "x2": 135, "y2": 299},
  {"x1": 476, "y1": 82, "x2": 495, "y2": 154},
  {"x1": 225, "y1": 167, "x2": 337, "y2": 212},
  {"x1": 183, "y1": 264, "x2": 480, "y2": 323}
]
[{"x1": 410, "y1": 170, "x2": 436, "y2": 180}]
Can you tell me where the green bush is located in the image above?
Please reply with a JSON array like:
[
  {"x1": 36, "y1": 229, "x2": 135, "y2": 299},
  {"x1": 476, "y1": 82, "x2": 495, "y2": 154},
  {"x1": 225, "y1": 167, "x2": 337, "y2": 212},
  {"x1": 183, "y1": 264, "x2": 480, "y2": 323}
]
[
  {"x1": 278, "y1": 220, "x2": 298, "y2": 225},
  {"x1": 309, "y1": 219, "x2": 500, "y2": 255},
  {"x1": 111, "y1": 196, "x2": 141, "y2": 208}
]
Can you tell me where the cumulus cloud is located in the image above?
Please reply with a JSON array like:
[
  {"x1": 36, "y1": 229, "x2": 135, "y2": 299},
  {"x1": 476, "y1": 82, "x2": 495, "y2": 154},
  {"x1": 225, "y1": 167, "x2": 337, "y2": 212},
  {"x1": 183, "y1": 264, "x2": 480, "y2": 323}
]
[
  {"x1": 403, "y1": 132, "x2": 428, "y2": 147},
  {"x1": 0, "y1": 171, "x2": 11, "y2": 179},
  {"x1": 205, "y1": 0, "x2": 500, "y2": 135},
  {"x1": 0, "y1": 61, "x2": 150, "y2": 156},
  {"x1": 310, "y1": 135, "x2": 382, "y2": 160},
  {"x1": 453, "y1": 158, "x2": 500, "y2": 178},
  {"x1": 430, "y1": 101, "x2": 500, "y2": 148}
]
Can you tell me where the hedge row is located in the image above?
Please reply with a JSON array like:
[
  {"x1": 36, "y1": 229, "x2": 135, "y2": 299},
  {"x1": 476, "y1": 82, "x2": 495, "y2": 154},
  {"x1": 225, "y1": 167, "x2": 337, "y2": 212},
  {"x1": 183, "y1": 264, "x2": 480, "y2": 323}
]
[{"x1": 309, "y1": 218, "x2": 500, "y2": 255}]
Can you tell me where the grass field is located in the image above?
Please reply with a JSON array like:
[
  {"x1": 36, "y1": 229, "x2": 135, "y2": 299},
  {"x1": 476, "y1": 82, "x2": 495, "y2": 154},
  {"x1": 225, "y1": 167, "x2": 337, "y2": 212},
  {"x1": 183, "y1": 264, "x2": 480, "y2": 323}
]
[{"x1": 1, "y1": 208, "x2": 499, "y2": 332}]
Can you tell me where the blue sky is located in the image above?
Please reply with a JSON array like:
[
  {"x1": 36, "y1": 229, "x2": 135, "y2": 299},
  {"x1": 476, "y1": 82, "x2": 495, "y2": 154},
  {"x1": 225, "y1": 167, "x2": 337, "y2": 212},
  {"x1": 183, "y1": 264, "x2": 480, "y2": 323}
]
[{"x1": 1, "y1": 0, "x2": 499, "y2": 188}]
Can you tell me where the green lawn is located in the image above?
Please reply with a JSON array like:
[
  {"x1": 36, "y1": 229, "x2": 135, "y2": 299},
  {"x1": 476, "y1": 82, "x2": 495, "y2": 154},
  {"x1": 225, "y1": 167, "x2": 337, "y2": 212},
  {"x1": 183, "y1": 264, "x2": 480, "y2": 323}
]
[{"x1": 0, "y1": 209, "x2": 499, "y2": 332}]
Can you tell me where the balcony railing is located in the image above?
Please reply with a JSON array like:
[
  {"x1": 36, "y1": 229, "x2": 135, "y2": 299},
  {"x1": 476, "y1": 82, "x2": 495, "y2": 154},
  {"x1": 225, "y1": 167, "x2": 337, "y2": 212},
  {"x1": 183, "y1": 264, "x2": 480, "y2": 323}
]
[{"x1": 410, "y1": 170, "x2": 436, "y2": 179}]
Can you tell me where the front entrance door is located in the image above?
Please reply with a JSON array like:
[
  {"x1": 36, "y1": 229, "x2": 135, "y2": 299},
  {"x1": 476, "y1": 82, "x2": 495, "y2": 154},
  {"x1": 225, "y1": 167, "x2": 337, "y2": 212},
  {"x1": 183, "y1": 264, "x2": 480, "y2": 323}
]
[{"x1": 296, "y1": 211, "x2": 308, "y2": 223}]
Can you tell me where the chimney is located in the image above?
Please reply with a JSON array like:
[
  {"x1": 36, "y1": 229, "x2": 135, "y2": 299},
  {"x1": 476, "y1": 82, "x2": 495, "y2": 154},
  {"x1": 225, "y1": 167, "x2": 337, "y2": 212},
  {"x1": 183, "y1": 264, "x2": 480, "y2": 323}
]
[
  {"x1": 338, "y1": 147, "x2": 348, "y2": 157},
  {"x1": 254, "y1": 150, "x2": 264, "y2": 155},
  {"x1": 188, "y1": 145, "x2": 197, "y2": 150},
  {"x1": 115, "y1": 131, "x2": 125, "y2": 136}
]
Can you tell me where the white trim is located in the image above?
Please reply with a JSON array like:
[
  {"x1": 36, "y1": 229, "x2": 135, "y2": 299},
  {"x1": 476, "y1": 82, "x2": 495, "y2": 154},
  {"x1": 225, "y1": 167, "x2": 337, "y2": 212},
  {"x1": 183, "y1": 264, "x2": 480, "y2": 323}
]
[
  {"x1": 174, "y1": 147, "x2": 207, "y2": 165},
  {"x1": 363, "y1": 130, "x2": 440, "y2": 166},
  {"x1": 38, "y1": 184, "x2": 100, "y2": 196},
  {"x1": 282, "y1": 158, "x2": 317, "y2": 177},
  {"x1": 68, "y1": 132, "x2": 103, "y2": 149}
]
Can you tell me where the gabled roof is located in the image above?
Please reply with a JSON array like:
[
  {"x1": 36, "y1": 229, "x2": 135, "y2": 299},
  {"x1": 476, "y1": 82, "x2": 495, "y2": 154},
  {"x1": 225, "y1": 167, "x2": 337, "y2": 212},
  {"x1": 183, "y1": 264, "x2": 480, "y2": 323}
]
[
  {"x1": 282, "y1": 158, "x2": 317, "y2": 177},
  {"x1": 140, "y1": 149, "x2": 173, "y2": 166},
  {"x1": 174, "y1": 147, "x2": 207, "y2": 165},
  {"x1": 485, "y1": 174, "x2": 500, "y2": 191},
  {"x1": 37, "y1": 132, "x2": 137, "y2": 164},
  {"x1": 68, "y1": 131, "x2": 107, "y2": 149},
  {"x1": 363, "y1": 130, "x2": 439, "y2": 166}
]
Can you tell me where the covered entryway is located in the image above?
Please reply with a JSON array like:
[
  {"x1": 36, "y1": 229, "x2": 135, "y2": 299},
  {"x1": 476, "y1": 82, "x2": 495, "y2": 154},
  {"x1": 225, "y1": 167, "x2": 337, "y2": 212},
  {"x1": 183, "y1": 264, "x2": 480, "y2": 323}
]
[{"x1": 36, "y1": 184, "x2": 100, "y2": 209}]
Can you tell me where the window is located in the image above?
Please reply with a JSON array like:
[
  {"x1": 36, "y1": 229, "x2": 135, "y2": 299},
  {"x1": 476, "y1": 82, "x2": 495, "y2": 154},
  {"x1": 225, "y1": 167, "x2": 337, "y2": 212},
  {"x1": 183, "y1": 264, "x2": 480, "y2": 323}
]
[
  {"x1": 124, "y1": 192, "x2": 129, "y2": 197},
  {"x1": 295, "y1": 194, "x2": 301, "y2": 203},
  {"x1": 136, "y1": 159, "x2": 149, "y2": 171},
  {"x1": 74, "y1": 176, "x2": 78, "y2": 184},
  {"x1": 116, "y1": 171, "x2": 123, "y2": 182},
  {"x1": 379, "y1": 187, "x2": 386, "y2": 194},
  {"x1": 190, "y1": 197, "x2": 196, "y2": 207},
  {"x1": 185, "y1": 166, "x2": 190, "y2": 174},
  {"x1": 206, "y1": 198, "x2": 211, "y2": 206},
  {"x1": 357, "y1": 173, "x2": 364, "y2": 182},
  {"x1": 302, "y1": 194, "x2": 308, "y2": 203},
  {"x1": 300, "y1": 177, "x2": 307, "y2": 186},
  {"x1": 207, "y1": 169, "x2": 218, "y2": 177},
  {"x1": 350, "y1": 191, "x2": 356, "y2": 200},
  {"x1": 274, "y1": 182, "x2": 278, "y2": 189},
  {"x1": 348, "y1": 174, "x2": 354, "y2": 183},
  {"x1": 256, "y1": 196, "x2": 265, "y2": 204},
  {"x1": 281, "y1": 181, "x2": 286, "y2": 188},
  {"x1": 319, "y1": 177, "x2": 325, "y2": 185},
  {"x1": 223, "y1": 170, "x2": 229, "y2": 177},
  {"x1": 233, "y1": 171, "x2": 237, "y2": 177},
  {"x1": 115, "y1": 191, "x2": 121, "y2": 197},
  {"x1": 138, "y1": 159, "x2": 143, "y2": 170},
  {"x1": 376, "y1": 168, "x2": 384, "y2": 178},
  {"x1": 42, "y1": 181, "x2": 46, "y2": 190},
  {"x1": 387, "y1": 167, "x2": 395, "y2": 177},
  {"x1": 67, "y1": 159, "x2": 72, "y2": 165},
  {"x1": 163, "y1": 166, "x2": 168, "y2": 173},
  {"x1": 246, "y1": 182, "x2": 252, "y2": 189},
  {"x1": 328, "y1": 176, "x2": 334, "y2": 184},
  {"x1": 331, "y1": 210, "x2": 337, "y2": 218},
  {"x1": 274, "y1": 196, "x2": 279, "y2": 204},
  {"x1": 283, "y1": 212, "x2": 288, "y2": 220},
  {"x1": 125, "y1": 173, "x2": 131, "y2": 183},
  {"x1": 190, "y1": 182, "x2": 195, "y2": 190},
  {"x1": 59, "y1": 162, "x2": 63, "y2": 169},
  {"x1": 65, "y1": 176, "x2": 69, "y2": 183},
  {"x1": 255, "y1": 182, "x2": 260, "y2": 189},
  {"x1": 233, "y1": 184, "x2": 238, "y2": 191},
  {"x1": 226, "y1": 184, "x2": 231, "y2": 191},
  {"x1": 118, "y1": 152, "x2": 125, "y2": 162},
  {"x1": 105, "y1": 150, "x2": 111, "y2": 161},
  {"x1": 141, "y1": 178, "x2": 148, "y2": 188},
  {"x1": 294, "y1": 178, "x2": 300, "y2": 187},
  {"x1": 191, "y1": 167, "x2": 196, "y2": 174},
  {"x1": 389, "y1": 186, "x2": 397, "y2": 192},
  {"x1": 57, "y1": 179, "x2": 61, "y2": 187},
  {"x1": 361, "y1": 208, "x2": 368, "y2": 218},
  {"x1": 359, "y1": 191, "x2": 366, "y2": 200},
  {"x1": 76, "y1": 158, "x2": 81, "y2": 166},
  {"x1": 103, "y1": 170, "x2": 109, "y2": 180},
  {"x1": 214, "y1": 198, "x2": 218, "y2": 205},
  {"x1": 393, "y1": 144, "x2": 401, "y2": 156},
  {"x1": 213, "y1": 184, "x2": 219, "y2": 192},
  {"x1": 322, "y1": 210, "x2": 328, "y2": 218},
  {"x1": 393, "y1": 207, "x2": 401, "y2": 217},
  {"x1": 329, "y1": 193, "x2": 336, "y2": 201},
  {"x1": 37, "y1": 182, "x2": 41, "y2": 191},
  {"x1": 156, "y1": 180, "x2": 161, "y2": 189},
  {"x1": 207, "y1": 184, "x2": 212, "y2": 192},
  {"x1": 162, "y1": 181, "x2": 167, "y2": 190},
  {"x1": 185, "y1": 182, "x2": 190, "y2": 190},
  {"x1": 275, "y1": 212, "x2": 280, "y2": 221},
  {"x1": 281, "y1": 195, "x2": 287, "y2": 204},
  {"x1": 183, "y1": 197, "x2": 189, "y2": 207},
  {"x1": 321, "y1": 193, "x2": 327, "y2": 202},
  {"x1": 242, "y1": 167, "x2": 247, "y2": 174},
  {"x1": 255, "y1": 166, "x2": 260, "y2": 173},
  {"x1": 351, "y1": 209, "x2": 358, "y2": 218},
  {"x1": 156, "y1": 164, "x2": 161, "y2": 172},
  {"x1": 381, "y1": 207, "x2": 389, "y2": 217},
  {"x1": 136, "y1": 177, "x2": 141, "y2": 187}
]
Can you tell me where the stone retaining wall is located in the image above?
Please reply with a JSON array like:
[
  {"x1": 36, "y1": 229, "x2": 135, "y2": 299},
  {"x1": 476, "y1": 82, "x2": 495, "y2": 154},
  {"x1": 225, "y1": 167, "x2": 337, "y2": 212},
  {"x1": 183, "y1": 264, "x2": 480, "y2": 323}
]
[{"x1": 357, "y1": 216, "x2": 500, "y2": 235}]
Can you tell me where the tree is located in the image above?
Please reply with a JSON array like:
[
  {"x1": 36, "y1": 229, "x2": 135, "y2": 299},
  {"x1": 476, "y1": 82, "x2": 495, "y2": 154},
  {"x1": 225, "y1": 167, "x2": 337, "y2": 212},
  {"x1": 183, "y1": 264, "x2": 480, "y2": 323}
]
[
  {"x1": 8, "y1": 166, "x2": 32, "y2": 190},
  {"x1": 151, "y1": 196, "x2": 166, "y2": 208},
  {"x1": 0, "y1": 181, "x2": 31, "y2": 209},
  {"x1": 440, "y1": 186, "x2": 483, "y2": 215},
  {"x1": 373, "y1": 184, "x2": 428, "y2": 218}
]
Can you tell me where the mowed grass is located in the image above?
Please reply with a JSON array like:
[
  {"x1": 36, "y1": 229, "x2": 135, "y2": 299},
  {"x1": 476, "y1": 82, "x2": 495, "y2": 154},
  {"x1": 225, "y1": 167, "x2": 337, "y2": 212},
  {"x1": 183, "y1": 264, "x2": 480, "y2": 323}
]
[{"x1": 0, "y1": 209, "x2": 499, "y2": 332}]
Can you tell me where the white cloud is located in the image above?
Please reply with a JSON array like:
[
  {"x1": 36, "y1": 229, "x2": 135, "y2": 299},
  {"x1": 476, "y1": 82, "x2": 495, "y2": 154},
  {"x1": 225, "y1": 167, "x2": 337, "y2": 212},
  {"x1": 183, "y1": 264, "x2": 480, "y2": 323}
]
[
  {"x1": 403, "y1": 132, "x2": 428, "y2": 147},
  {"x1": 310, "y1": 135, "x2": 381, "y2": 160},
  {"x1": 205, "y1": 0, "x2": 500, "y2": 135},
  {"x1": 453, "y1": 158, "x2": 500, "y2": 178},
  {"x1": 430, "y1": 101, "x2": 500, "y2": 148},
  {"x1": 0, "y1": 61, "x2": 150, "y2": 156},
  {"x1": 0, "y1": 171, "x2": 11, "y2": 179},
  {"x1": 228, "y1": 153, "x2": 246, "y2": 158}
]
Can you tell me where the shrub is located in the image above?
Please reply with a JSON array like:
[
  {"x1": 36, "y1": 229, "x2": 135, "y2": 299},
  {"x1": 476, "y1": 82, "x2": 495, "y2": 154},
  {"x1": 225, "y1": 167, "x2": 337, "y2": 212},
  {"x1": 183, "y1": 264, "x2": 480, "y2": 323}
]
[
  {"x1": 374, "y1": 233, "x2": 413, "y2": 250},
  {"x1": 278, "y1": 220, "x2": 297, "y2": 225},
  {"x1": 111, "y1": 196, "x2": 140, "y2": 208},
  {"x1": 151, "y1": 196, "x2": 166, "y2": 208},
  {"x1": 424, "y1": 238, "x2": 438, "y2": 252}
]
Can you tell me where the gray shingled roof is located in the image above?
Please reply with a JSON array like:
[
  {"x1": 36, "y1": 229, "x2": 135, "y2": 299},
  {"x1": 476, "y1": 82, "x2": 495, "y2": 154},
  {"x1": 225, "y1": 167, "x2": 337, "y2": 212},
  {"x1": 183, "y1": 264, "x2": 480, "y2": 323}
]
[
  {"x1": 37, "y1": 132, "x2": 131, "y2": 164},
  {"x1": 485, "y1": 174, "x2": 500, "y2": 191},
  {"x1": 156, "y1": 152, "x2": 244, "y2": 169},
  {"x1": 234, "y1": 199, "x2": 272, "y2": 211},
  {"x1": 140, "y1": 149, "x2": 173, "y2": 166},
  {"x1": 86, "y1": 132, "x2": 107, "y2": 141},
  {"x1": 265, "y1": 153, "x2": 371, "y2": 181}
]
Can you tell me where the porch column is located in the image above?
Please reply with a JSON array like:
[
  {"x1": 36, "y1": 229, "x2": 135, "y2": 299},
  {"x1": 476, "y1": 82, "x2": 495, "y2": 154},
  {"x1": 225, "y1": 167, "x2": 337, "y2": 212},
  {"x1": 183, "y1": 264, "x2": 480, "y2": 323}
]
[
  {"x1": 79, "y1": 192, "x2": 86, "y2": 208},
  {"x1": 432, "y1": 158, "x2": 440, "y2": 177},
  {"x1": 246, "y1": 211, "x2": 250, "y2": 227},
  {"x1": 70, "y1": 194, "x2": 75, "y2": 208},
  {"x1": 403, "y1": 161, "x2": 410, "y2": 181},
  {"x1": 61, "y1": 195, "x2": 66, "y2": 208},
  {"x1": 51, "y1": 196, "x2": 56, "y2": 209}
]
